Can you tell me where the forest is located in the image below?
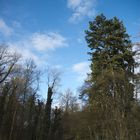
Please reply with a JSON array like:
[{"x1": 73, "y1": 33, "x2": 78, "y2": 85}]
[{"x1": 0, "y1": 14, "x2": 140, "y2": 140}]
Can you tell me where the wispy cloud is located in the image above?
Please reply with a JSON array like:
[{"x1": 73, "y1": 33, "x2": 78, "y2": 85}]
[
  {"x1": 72, "y1": 61, "x2": 90, "y2": 82},
  {"x1": 31, "y1": 32, "x2": 67, "y2": 51},
  {"x1": 0, "y1": 19, "x2": 13, "y2": 36},
  {"x1": 8, "y1": 32, "x2": 68, "y2": 66},
  {"x1": 8, "y1": 41, "x2": 44, "y2": 66},
  {"x1": 0, "y1": 17, "x2": 68, "y2": 66},
  {"x1": 67, "y1": 0, "x2": 97, "y2": 23}
]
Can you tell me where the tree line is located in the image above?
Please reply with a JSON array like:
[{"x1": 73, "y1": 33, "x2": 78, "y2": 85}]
[{"x1": 0, "y1": 14, "x2": 140, "y2": 140}]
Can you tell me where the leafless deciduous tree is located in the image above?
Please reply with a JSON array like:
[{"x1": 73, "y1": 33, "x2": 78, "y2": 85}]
[
  {"x1": 60, "y1": 89, "x2": 79, "y2": 112},
  {"x1": 0, "y1": 45, "x2": 20, "y2": 84}
]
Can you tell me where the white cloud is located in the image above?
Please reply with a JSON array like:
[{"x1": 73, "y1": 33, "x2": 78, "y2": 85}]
[
  {"x1": 0, "y1": 18, "x2": 67, "y2": 67},
  {"x1": 31, "y1": 32, "x2": 67, "y2": 51},
  {"x1": 67, "y1": 0, "x2": 97, "y2": 22},
  {"x1": 0, "y1": 19, "x2": 13, "y2": 36},
  {"x1": 8, "y1": 42, "x2": 43, "y2": 66},
  {"x1": 68, "y1": 0, "x2": 81, "y2": 9},
  {"x1": 7, "y1": 32, "x2": 67, "y2": 66},
  {"x1": 72, "y1": 61, "x2": 90, "y2": 82}
]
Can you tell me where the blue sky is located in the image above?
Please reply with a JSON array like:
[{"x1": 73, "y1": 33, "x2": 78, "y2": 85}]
[{"x1": 0, "y1": 0, "x2": 140, "y2": 98}]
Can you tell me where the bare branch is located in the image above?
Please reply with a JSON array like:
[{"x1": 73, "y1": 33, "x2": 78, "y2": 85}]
[{"x1": 0, "y1": 45, "x2": 21, "y2": 84}]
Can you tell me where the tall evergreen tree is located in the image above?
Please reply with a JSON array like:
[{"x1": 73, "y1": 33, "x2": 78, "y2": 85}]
[
  {"x1": 85, "y1": 14, "x2": 135, "y2": 108},
  {"x1": 81, "y1": 14, "x2": 137, "y2": 139}
]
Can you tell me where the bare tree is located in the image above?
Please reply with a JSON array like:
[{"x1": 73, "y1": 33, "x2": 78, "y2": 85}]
[
  {"x1": 0, "y1": 45, "x2": 20, "y2": 84},
  {"x1": 60, "y1": 89, "x2": 79, "y2": 112}
]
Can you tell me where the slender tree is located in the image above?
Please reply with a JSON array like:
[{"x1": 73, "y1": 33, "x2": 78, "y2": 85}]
[{"x1": 42, "y1": 68, "x2": 60, "y2": 140}]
